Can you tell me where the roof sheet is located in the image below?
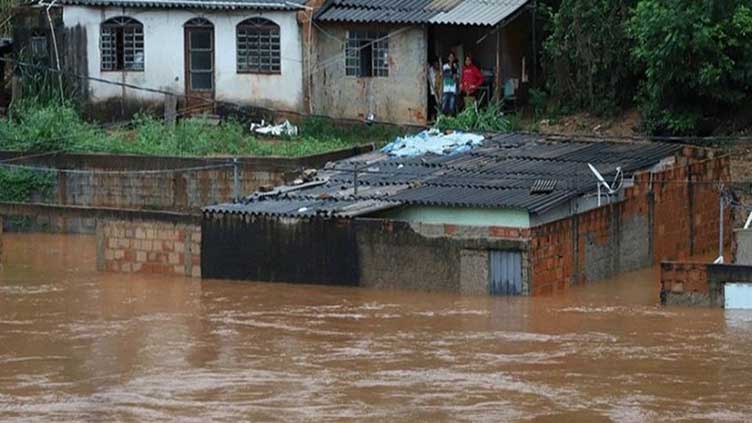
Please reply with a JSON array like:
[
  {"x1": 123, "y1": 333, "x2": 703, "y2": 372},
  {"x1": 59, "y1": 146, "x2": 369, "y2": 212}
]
[
  {"x1": 56, "y1": 0, "x2": 303, "y2": 10},
  {"x1": 317, "y1": 0, "x2": 529, "y2": 26},
  {"x1": 205, "y1": 133, "x2": 683, "y2": 220}
]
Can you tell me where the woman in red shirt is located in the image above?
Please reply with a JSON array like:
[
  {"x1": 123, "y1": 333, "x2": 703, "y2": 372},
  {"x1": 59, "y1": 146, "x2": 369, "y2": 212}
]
[{"x1": 461, "y1": 56, "x2": 485, "y2": 108}]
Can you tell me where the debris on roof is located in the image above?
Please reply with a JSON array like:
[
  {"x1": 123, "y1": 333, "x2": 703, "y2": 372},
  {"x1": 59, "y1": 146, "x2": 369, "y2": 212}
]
[
  {"x1": 381, "y1": 130, "x2": 484, "y2": 158},
  {"x1": 204, "y1": 133, "x2": 684, "y2": 219}
]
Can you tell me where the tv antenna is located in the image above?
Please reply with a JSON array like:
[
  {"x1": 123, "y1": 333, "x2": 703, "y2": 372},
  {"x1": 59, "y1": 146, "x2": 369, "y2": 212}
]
[{"x1": 587, "y1": 163, "x2": 624, "y2": 206}]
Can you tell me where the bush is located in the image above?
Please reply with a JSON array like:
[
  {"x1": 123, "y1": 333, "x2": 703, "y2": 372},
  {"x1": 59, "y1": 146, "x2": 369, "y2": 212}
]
[
  {"x1": 0, "y1": 168, "x2": 55, "y2": 202},
  {"x1": 630, "y1": 0, "x2": 752, "y2": 135},
  {"x1": 0, "y1": 100, "x2": 105, "y2": 152},
  {"x1": 435, "y1": 102, "x2": 514, "y2": 132}
]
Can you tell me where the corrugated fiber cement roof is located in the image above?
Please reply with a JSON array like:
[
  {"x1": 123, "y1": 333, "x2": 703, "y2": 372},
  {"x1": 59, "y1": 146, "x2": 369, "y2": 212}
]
[
  {"x1": 204, "y1": 133, "x2": 683, "y2": 220},
  {"x1": 316, "y1": 0, "x2": 530, "y2": 26},
  {"x1": 55, "y1": 0, "x2": 303, "y2": 10}
]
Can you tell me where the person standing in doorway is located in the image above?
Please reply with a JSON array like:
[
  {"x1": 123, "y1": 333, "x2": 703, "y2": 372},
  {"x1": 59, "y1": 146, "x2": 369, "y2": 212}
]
[
  {"x1": 427, "y1": 60, "x2": 441, "y2": 120},
  {"x1": 441, "y1": 62, "x2": 458, "y2": 116},
  {"x1": 461, "y1": 55, "x2": 485, "y2": 110},
  {"x1": 441, "y1": 52, "x2": 459, "y2": 116}
]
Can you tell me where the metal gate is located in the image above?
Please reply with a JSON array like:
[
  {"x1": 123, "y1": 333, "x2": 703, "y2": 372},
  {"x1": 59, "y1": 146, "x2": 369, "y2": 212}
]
[{"x1": 489, "y1": 250, "x2": 522, "y2": 296}]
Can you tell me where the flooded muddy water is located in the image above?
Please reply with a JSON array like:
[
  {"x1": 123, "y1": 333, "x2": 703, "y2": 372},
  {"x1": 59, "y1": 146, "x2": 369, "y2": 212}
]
[{"x1": 1, "y1": 234, "x2": 752, "y2": 422}]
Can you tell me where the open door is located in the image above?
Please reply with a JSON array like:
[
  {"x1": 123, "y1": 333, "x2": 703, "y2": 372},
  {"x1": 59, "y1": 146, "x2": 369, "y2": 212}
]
[{"x1": 184, "y1": 18, "x2": 214, "y2": 114}]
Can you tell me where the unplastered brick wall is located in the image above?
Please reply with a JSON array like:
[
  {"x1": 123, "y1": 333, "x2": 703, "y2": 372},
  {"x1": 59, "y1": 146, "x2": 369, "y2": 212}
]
[
  {"x1": 97, "y1": 220, "x2": 201, "y2": 278},
  {"x1": 529, "y1": 153, "x2": 730, "y2": 296},
  {"x1": 660, "y1": 261, "x2": 710, "y2": 295}
]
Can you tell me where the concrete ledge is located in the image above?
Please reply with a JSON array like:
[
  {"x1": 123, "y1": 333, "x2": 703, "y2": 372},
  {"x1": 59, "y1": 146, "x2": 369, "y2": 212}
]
[
  {"x1": 0, "y1": 145, "x2": 373, "y2": 171},
  {"x1": 0, "y1": 202, "x2": 200, "y2": 225}
]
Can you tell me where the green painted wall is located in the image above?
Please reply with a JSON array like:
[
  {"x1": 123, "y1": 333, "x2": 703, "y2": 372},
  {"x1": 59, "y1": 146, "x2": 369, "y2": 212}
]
[{"x1": 375, "y1": 206, "x2": 531, "y2": 228}]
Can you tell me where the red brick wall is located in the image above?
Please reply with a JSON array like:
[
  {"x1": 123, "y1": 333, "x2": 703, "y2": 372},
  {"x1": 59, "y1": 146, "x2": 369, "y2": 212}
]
[
  {"x1": 652, "y1": 155, "x2": 731, "y2": 262},
  {"x1": 530, "y1": 153, "x2": 730, "y2": 296},
  {"x1": 660, "y1": 261, "x2": 710, "y2": 295},
  {"x1": 99, "y1": 220, "x2": 201, "y2": 278}
]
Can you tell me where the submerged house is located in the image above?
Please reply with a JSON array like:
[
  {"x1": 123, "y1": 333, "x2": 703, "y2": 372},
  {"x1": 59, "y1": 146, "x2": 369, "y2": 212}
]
[
  {"x1": 202, "y1": 134, "x2": 731, "y2": 296},
  {"x1": 13, "y1": 0, "x2": 305, "y2": 117},
  {"x1": 308, "y1": 0, "x2": 535, "y2": 125}
]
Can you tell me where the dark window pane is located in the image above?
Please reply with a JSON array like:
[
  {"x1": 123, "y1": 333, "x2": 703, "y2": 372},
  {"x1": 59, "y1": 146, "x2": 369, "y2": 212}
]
[
  {"x1": 191, "y1": 31, "x2": 212, "y2": 49},
  {"x1": 191, "y1": 72, "x2": 212, "y2": 90},
  {"x1": 191, "y1": 51, "x2": 212, "y2": 71}
]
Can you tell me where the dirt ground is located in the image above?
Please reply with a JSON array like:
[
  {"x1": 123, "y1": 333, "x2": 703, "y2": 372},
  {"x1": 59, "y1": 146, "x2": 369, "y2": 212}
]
[{"x1": 535, "y1": 110, "x2": 643, "y2": 138}]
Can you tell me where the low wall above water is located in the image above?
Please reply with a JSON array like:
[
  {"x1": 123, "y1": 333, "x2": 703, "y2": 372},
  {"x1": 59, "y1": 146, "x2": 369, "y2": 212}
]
[
  {"x1": 98, "y1": 220, "x2": 201, "y2": 278},
  {"x1": 660, "y1": 261, "x2": 752, "y2": 307}
]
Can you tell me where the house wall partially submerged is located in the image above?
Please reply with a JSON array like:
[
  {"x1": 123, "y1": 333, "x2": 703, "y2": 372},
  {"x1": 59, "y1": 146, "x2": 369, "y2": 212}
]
[
  {"x1": 201, "y1": 214, "x2": 530, "y2": 293},
  {"x1": 531, "y1": 154, "x2": 731, "y2": 295},
  {"x1": 201, "y1": 151, "x2": 731, "y2": 296}
]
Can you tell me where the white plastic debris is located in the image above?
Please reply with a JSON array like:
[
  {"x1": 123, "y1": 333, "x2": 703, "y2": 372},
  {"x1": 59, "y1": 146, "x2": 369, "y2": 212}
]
[
  {"x1": 381, "y1": 129, "x2": 484, "y2": 157},
  {"x1": 250, "y1": 120, "x2": 299, "y2": 137}
]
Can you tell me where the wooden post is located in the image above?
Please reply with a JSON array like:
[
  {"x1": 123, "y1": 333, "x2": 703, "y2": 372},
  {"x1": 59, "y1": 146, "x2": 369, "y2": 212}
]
[
  {"x1": 164, "y1": 93, "x2": 177, "y2": 128},
  {"x1": 494, "y1": 23, "x2": 502, "y2": 103}
]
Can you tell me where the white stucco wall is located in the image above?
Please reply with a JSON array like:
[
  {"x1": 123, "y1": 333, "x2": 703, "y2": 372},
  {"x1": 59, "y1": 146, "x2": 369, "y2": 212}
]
[{"x1": 62, "y1": 6, "x2": 304, "y2": 111}]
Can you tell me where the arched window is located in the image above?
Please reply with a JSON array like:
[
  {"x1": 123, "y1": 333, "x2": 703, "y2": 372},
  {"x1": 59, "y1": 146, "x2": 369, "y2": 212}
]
[
  {"x1": 185, "y1": 17, "x2": 213, "y2": 27},
  {"x1": 236, "y1": 18, "x2": 280, "y2": 74},
  {"x1": 101, "y1": 17, "x2": 144, "y2": 71}
]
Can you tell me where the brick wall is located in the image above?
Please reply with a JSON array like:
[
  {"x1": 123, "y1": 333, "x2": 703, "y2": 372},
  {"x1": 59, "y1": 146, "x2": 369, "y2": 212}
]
[
  {"x1": 530, "y1": 154, "x2": 731, "y2": 296},
  {"x1": 98, "y1": 220, "x2": 201, "y2": 278},
  {"x1": 660, "y1": 261, "x2": 710, "y2": 297}
]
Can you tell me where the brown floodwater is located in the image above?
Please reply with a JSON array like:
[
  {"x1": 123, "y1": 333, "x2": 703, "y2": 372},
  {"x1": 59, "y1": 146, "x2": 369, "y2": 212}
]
[{"x1": 1, "y1": 234, "x2": 751, "y2": 422}]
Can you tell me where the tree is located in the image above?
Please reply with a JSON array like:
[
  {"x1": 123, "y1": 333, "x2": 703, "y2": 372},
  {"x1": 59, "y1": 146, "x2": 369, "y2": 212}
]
[
  {"x1": 543, "y1": 0, "x2": 637, "y2": 115},
  {"x1": 630, "y1": 0, "x2": 752, "y2": 135}
]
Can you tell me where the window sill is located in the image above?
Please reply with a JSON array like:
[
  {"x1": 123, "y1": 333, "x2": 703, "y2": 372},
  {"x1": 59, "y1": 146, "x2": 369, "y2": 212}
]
[
  {"x1": 237, "y1": 71, "x2": 282, "y2": 75},
  {"x1": 100, "y1": 69, "x2": 145, "y2": 73}
]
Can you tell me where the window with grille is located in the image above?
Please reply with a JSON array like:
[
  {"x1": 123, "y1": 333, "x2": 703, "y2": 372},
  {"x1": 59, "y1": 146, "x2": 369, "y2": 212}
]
[
  {"x1": 236, "y1": 18, "x2": 281, "y2": 74},
  {"x1": 345, "y1": 30, "x2": 388, "y2": 78},
  {"x1": 101, "y1": 17, "x2": 144, "y2": 71},
  {"x1": 30, "y1": 31, "x2": 48, "y2": 59}
]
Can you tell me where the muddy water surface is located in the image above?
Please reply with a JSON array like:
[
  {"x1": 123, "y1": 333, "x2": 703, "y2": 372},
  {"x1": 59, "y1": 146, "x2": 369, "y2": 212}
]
[{"x1": 1, "y1": 234, "x2": 751, "y2": 422}]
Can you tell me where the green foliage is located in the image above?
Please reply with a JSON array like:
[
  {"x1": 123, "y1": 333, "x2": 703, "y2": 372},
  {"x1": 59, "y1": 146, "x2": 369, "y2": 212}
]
[
  {"x1": 0, "y1": 101, "x2": 403, "y2": 157},
  {"x1": 435, "y1": 103, "x2": 514, "y2": 133},
  {"x1": 0, "y1": 168, "x2": 55, "y2": 202},
  {"x1": 0, "y1": 99, "x2": 104, "y2": 152},
  {"x1": 629, "y1": 0, "x2": 752, "y2": 135},
  {"x1": 528, "y1": 88, "x2": 551, "y2": 119},
  {"x1": 543, "y1": 0, "x2": 637, "y2": 116}
]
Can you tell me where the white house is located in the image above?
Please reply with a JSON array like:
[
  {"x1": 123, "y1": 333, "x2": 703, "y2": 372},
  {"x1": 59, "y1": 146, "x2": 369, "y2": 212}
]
[{"x1": 27, "y1": 0, "x2": 306, "y2": 114}]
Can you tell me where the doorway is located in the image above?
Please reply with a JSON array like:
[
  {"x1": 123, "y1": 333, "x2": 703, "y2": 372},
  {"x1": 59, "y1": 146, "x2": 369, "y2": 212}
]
[
  {"x1": 489, "y1": 250, "x2": 523, "y2": 296},
  {"x1": 184, "y1": 18, "x2": 214, "y2": 113}
]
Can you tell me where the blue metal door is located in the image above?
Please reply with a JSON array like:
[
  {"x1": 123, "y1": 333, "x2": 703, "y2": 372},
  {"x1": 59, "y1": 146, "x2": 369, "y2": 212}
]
[{"x1": 489, "y1": 250, "x2": 522, "y2": 296}]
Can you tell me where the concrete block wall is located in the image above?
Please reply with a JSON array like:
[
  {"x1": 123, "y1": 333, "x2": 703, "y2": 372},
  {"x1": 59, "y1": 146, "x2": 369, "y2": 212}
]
[
  {"x1": 97, "y1": 220, "x2": 201, "y2": 278},
  {"x1": 530, "y1": 155, "x2": 730, "y2": 296},
  {"x1": 62, "y1": 169, "x2": 283, "y2": 211},
  {"x1": 735, "y1": 229, "x2": 752, "y2": 265}
]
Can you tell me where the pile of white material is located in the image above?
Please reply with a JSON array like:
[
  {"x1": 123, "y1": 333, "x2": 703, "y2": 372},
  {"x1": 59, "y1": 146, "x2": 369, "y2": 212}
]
[
  {"x1": 250, "y1": 120, "x2": 299, "y2": 137},
  {"x1": 381, "y1": 130, "x2": 484, "y2": 157}
]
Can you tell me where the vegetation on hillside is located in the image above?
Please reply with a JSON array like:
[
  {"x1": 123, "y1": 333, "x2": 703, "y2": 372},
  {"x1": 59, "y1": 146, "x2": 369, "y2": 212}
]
[{"x1": 540, "y1": 0, "x2": 752, "y2": 135}]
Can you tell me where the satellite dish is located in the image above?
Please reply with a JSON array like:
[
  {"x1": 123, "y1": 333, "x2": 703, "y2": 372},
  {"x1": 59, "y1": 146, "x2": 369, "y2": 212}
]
[{"x1": 587, "y1": 163, "x2": 623, "y2": 206}]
